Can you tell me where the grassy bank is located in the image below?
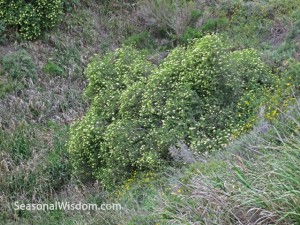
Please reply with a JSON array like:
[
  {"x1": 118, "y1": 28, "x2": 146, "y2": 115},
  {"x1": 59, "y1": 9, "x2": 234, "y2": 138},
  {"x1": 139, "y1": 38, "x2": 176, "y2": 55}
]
[{"x1": 0, "y1": 0, "x2": 299, "y2": 224}]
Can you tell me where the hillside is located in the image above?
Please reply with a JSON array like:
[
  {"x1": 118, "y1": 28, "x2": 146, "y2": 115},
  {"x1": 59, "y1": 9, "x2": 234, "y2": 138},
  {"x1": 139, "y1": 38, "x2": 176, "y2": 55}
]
[{"x1": 0, "y1": 0, "x2": 300, "y2": 224}]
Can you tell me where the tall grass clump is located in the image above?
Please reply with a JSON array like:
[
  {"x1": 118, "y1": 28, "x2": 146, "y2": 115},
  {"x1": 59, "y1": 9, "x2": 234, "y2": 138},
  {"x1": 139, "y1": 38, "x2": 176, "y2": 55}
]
[
  {"x1": 137, "y1": 0, "x2": 196, "y2": 41},
  {"x1": 0, "y1": 124, "x2": 71, "y2": 221},
  {"x1": 232, "y1": 101, "x2": 300, "y2": 224}
]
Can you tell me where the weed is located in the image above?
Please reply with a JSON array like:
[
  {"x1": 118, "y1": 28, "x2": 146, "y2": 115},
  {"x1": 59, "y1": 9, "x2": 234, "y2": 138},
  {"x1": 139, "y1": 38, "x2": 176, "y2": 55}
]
[{"x1": 43, "y1": 61, "x2": 65, "y2": 77}]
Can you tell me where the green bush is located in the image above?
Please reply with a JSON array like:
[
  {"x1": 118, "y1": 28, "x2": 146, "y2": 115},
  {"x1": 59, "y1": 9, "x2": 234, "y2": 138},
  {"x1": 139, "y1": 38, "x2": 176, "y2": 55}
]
[
  {"x1": 2, "y1": 49, "x2": 37, "y2": 80},
  {"x1": 179, "y1": 26, "x2": 203, "y2": 45},
  {"x1": 123, "y1": 31, "x2": 156, "y2": 50},
  {"x1": 0, "y1": 0, "x2": 63, "y2": 40},
  {"x1": 201, "y1": 17, "x2": 229, "y2": 34},
  {"x1": 63, "y1": 0, "x2": 79, "y2": 13},
  {"x1": 0, "y1": 21, "x2": 7, "y2": 44},
  {"x1": 68, "y1": 35, "x2": 273, "y2": 189},
  {"x1": 43, "y1": 61, "x2": 65, "y2": 76}
]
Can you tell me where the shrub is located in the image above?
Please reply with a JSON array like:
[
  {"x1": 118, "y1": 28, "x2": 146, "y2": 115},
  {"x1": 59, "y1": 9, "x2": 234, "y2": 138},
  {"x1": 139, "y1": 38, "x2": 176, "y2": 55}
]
[
  {"x1": 2, "y1": 49, "x2": 37, "y2": 80},
  {"x1": 0, "y1": 21, "x2": 7, "y2": 44},
  {"x1": 63, "y1": 0, "x2": 79, "y2": 13},
  {"x1": 68, "y1": 35, "x2": 274, "y2": 189},
  {"x1": 43, "y1": 61, "x2": 65, "y2": 77},
  {"x1": 179, "y1": 26, "x2": 203, "y2": 45},
  {"x1": 69, "y1": 47, "x2": 157, "y2": 187},
  {"x1": 0, "y1": 0, "x2": 63, "y2": 40},
  {"x1": 201, "y1": 17, "x2": 229, "y2": 34},
  {"x1": 123, "y1": 31, "x2": 156, "y2": 50}
]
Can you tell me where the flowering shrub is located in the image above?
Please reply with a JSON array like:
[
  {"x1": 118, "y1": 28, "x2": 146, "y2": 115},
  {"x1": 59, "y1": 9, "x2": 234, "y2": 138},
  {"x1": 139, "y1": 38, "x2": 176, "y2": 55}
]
[
  {"x1": 236, "y1": 60, "x2": 300, "y2": 134},
  {"x1": 68, "y1": 35, "x2": 274, "y2": 188},
  {"x1": 0, "y1": 0, "x2": 63, "y2": 40}
]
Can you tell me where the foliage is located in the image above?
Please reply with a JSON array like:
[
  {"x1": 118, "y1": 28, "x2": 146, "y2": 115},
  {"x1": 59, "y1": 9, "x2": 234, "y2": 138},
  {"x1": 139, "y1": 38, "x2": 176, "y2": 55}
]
[
  {"x1": 179, "y1": 26, "x2": 203, "y2": 45},
  {"x1": 236, "y1": 60, "x2": 300, "y2": 135},
  {"x1": 0, "y1": 20, "x2": 7, "y2": 44},
  {"x1": 2, "y1": 49, "x2": 37, "y2": 80},
  {"x1": 43, "y1": 61, "x2": 65, "y2": 77},
  {"x1": 272, "y1": 18, "x2": 300, "y2": 63},
  {"x1": 100, "y1": 101, "x2": 300, "y2": 225},
  {"x1": 0, "y1": 0, "x2": 63, "y2": 40},
  {"x1": 123, "y1": 31, "x2": 156, "y2": 50},
  {"x1": 201, "y1": 17, "x2": 229, "y2": 34},
  {"x1": 68, "y1": 46, "x2": 157, "y2": 187},
  {"x1": 183, "y1": 0, "x2": 299, "y2": 69},
  {"x1": 62, "y1": 0, "x2": 80, "y2": 13},
  {"x1": 68, "y1": 35, "x2": 274, "y2": 189},
  {"x1": 1, "y1": 0, "x2": 300, "y2": 224}
]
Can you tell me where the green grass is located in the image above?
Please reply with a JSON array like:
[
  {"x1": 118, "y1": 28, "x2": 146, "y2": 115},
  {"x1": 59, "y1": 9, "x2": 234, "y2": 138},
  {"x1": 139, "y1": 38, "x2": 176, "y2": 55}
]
[{"x1": 0, "y1": 123, "x2": 72, "y2": 222}]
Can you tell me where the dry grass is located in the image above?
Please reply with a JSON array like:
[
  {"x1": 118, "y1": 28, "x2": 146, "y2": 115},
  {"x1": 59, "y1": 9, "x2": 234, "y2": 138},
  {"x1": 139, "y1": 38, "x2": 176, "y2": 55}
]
[{"x1": 137, "y1": 0, "x2": 195, "y2": 39}]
